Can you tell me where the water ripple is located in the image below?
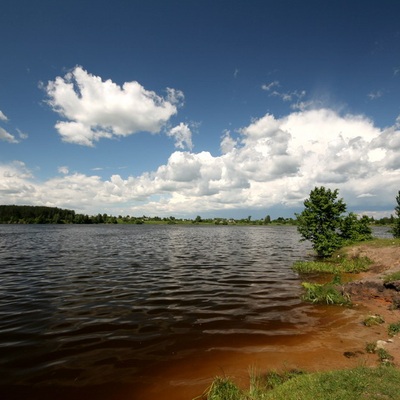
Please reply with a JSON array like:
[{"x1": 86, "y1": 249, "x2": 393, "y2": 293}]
[{"x1": 0, "y1": 224, "x2": 314, "y2": 390}]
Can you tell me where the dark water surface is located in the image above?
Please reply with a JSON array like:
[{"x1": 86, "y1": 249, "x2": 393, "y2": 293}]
[{"x1": 0, "y1": 225, "x2": 390, "y2": 399}]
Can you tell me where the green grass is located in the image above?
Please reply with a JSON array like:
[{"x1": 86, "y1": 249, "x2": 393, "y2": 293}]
[
  {"x1": 363, "y1": 314, "x2": 385, "y2": 327},
  {"x1": 384, "y1": 271, "x2": 400, "y2": 283},
  {"x1": 355, "y1": 238, "x2": 400, "y2": 248},
  {"x1": 377, "y1": 348, "x2": 395, "y2": 366},
  {"x1": 198, "y1": 376, "x2": 244, "y2": 400},
  {"x1": 388, "y1": 321, "x2": 400, "y2": 337},
  {"x1": 201, "y1": 367, "x2": 400, "y2": 400},
  {"x1": 365, "y1": 342, "x2": 377, "y2": 353},
  {"x1": 293, "y1": 256, "x2": 371, "y2": 274},
  {"x1": 301, "y1": 276, "x2": 351, "y2": 305}
]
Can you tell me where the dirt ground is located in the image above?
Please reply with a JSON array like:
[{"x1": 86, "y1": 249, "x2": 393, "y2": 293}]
[{"x1": 343, "y1": 242, "x2": 400, "y2": 365}]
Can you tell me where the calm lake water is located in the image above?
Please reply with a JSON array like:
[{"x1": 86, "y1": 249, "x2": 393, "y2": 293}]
[{"x1": 0, "y1": 224, "x2": 391, "y2": 400}]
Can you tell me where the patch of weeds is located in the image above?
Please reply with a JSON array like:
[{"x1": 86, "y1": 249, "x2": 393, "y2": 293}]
[
  {"x1": 338, "y1": 256, "x2": 371, "y2": 273},
  {"x1": 248, "y1": 369, "x2": 305, "y2": 399},
  {"x1": 293, "y1": 260, "x2": 337, "y2": 274},
  {"x1": 251, "y1": 369, "x2": 305, "y2": 392},
  {"x1": 293, "y1": 255, "x2": 371, "y2": 274},
  {"x1": 384, "y1": 271, "x2": 400, "y2": 283},
  {"x1": 200, "y1": 376, "x2": 243, "y2": 400},
  {"x1": 363, "y1": 314, "x2": 385, "y2": 327},
  {"x1": 377, "y1": 348, "x2": 394, "y2": 366},
  {"x1": 365, "y1": 342, "x2": 377, "y2": 353},
  {"x1": 301, "y1": 276, "x2": 351, "y2": 306},
  {"x1": 388, "y1": 321, "x2": 400, "y2": 337}
]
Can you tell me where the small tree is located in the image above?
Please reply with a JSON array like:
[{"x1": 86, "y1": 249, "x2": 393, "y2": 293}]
[
  {"x1": 296, "y1": 187, "x2": 372, "y2": 257},
  {"x1": 296, "y1": 187, "x2": 346, "y2": 257},
  {"x1": 340, "y1": 213, "x2": 372, "y2": 243},
  {"x1": 392, "y1": 191, "x2": 400, "y2": 238}
]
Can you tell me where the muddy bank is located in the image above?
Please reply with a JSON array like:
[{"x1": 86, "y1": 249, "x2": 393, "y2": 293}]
[{"x1": 339, "y1": 242, "x2": 400, "y2": 366}]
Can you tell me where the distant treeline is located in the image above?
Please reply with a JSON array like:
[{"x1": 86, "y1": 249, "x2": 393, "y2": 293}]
[{"x1": 0, "y1": 204, "x2": 395, "y2": 225}]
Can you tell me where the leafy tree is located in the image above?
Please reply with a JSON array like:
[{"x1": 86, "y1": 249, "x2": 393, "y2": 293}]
[
  {"x1": 340, "y1": 213, "x2": 372, "y2": 243},
  {"x1": 194, "y1": 215, "x2": 202, "y2": 223},
  {"x1": 296, "y1": 187, "x2": 371, "y2": 257},
  {"x1": 392, "y1": 191, "x2": 400, "y2": 238}
]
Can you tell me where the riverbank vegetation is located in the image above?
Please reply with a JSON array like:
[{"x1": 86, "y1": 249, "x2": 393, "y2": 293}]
[
  {"x1": 0, "y1": 205, "x2": 298, "y2": 225},
  {"x1": 0, "y1": 204, "x2": 397, "y2": 227},
  {"x1": 301, "y1": 276, "x2": 351, "y2": 305},
  {"x1": 201, "y1": 366, "x2": 400, "y2": 400},
  {"x1": 293, "y1": 253, "x2": 372, "y2": 274},
  {"x1": 296, "y1": 187, "x2": 373, "y2": 257}
]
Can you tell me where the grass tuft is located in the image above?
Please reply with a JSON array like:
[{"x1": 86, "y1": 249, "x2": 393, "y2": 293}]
[
  {"x1": 363, "y1": 314, "x2": 385, "y2": 327},
  {"x1": 249, "y1": 369, "x2": 304, "y2": 396},
  {"x1": 388, "y1": 321, "x2": 400, "y2": 337},
  {"x1": 365, "y1": 342, "x2": 377, "y2": 353},
  {"x1": 377, "y1": 348, "x2": 394, "y2": 366},
  {"x1": 301, "y1": 276, "x2": 351, "y2": 305},
  {"x1": 384, "y1": 271, "x2": 400, "y2": 283},
  {"x1": 202, "y1": 376, "x2": 243, "y2": 400}
]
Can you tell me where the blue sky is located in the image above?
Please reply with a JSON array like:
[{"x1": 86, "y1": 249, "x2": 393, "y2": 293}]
[{"x1": 1, "y1": 0, "x2": 400, "y2": 219}]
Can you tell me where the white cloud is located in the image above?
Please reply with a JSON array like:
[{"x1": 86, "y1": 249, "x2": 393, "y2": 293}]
[
  {"x1": 58, "y1": 166, "x2": 69, "y2": 174},
  {"x1": 17, "y1": 129, "x2": 28, "y2": 140},
  {"x1": 220, "y1": 130, "x2": 237, "y2": 154},
  {"x1": 2, "y1": 108, "x2": 400, "y2": 218},
  {"x1": 45, "y1": 66, "x2": 183, "y2": 146},
  {"x1": 167, "y1": 122, "x2": 193, "y2": 150},
  {"x1": 271, "y1": 89, "x2": 306, "y2": 102},
  {"x1": 0, "y1": 127, "x2": 18, "y2": 143},
  {"x1": 0, "y1": 110, "x2": 26, "y2": 143},
  {"x1": 261, "y1": 81, "x2": 279, "y2": 91},
  {"x1": 0, "y1": 161, "x2": 35, "y2": 203},
  {"x1": 367, "y1": 90, "x2": 383, "y2": 100},
  {"x1": 0, "y1": 110, "x2": 8, "y2": 121}
]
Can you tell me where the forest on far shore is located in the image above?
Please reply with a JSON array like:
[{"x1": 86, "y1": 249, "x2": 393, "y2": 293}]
[{"x1": 0, "y1": 204, "x2": 395, "y2": 226}]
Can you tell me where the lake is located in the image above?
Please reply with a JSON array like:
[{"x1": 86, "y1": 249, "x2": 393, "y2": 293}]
[{"x1": 0, "y1": 224, "x2": 391, "y2": 399}]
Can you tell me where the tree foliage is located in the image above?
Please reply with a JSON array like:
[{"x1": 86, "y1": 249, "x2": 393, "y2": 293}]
[
  {"x1": 392, "y1": 190, "x2": 400, "y2": 238},
  {"x1": 296, "y1": 187, "x2": 372, "y2": 257}
]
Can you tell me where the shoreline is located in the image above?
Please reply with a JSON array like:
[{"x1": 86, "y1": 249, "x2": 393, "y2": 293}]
[{"x1": 136, "y1": 240, "x2": 400, "y2": 400}]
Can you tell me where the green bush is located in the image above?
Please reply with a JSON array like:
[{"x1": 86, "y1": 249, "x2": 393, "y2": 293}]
[{"x1": 296, "y1": 187, "x2": 372, "y2": 258}]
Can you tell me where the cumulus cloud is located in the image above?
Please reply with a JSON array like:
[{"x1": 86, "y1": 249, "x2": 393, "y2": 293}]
[
  {"x1": 45, "y1": 66, "x2": 184, "y2": 146},
  {"x1": 0, "y1": 161, "x2": 35, "y2": 203},
  {"x1": 2, "y1": 108, "x2": 400, "y2": 217},
  {"x1": 167, "y1": 122, "x2": 193, "y2": 150}
]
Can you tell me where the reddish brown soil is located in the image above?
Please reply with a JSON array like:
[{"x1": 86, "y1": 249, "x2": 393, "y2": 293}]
[{"x1": 342, "y1": 242, "x2": 400, "y2": 365}]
